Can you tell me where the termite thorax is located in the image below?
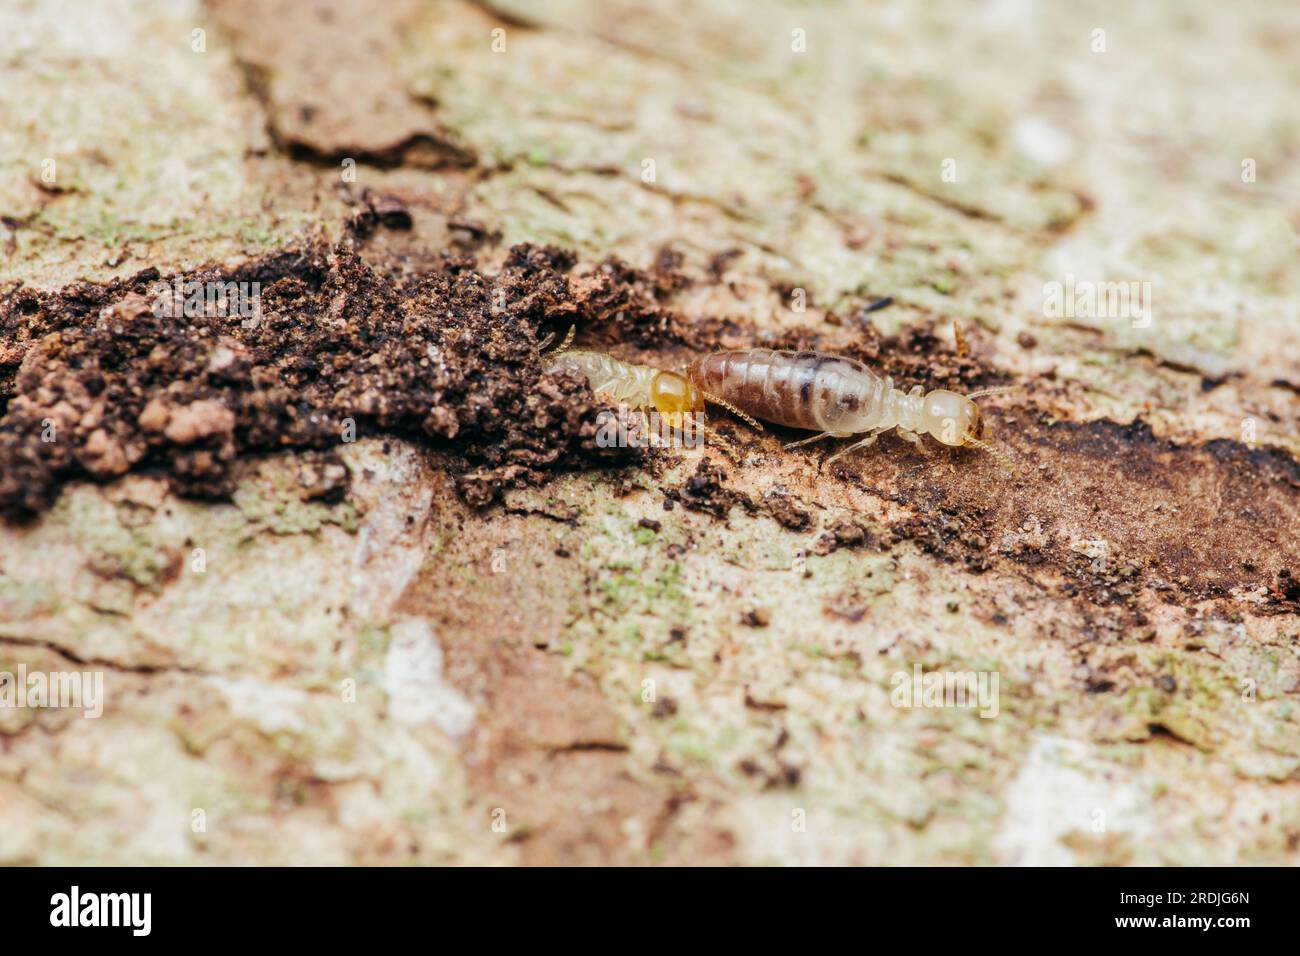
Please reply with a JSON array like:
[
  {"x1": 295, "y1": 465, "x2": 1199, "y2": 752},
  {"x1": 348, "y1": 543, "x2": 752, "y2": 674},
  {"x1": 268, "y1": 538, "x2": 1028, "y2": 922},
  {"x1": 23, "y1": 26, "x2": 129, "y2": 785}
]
[{"x1": 884, "y1": 382, "x2": 925, "y2": 432}]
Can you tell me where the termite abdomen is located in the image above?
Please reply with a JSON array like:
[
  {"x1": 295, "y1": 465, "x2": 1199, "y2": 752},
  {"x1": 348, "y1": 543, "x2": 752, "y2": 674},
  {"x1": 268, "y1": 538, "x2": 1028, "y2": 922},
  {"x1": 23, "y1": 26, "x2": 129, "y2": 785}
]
[{"x1": 688, "y1": 349, "x2": 885, "y2": 435}]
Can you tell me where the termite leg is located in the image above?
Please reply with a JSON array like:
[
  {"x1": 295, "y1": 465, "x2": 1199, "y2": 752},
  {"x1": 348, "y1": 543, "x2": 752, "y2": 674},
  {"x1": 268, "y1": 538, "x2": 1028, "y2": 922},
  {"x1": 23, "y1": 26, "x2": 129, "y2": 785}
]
[
  {"x1": 897, "y1": 429, "x2": 927, "y2": 451},
  {"x1": 699, "y1": 389, "x2": 764, "y2": 432},
  {"x1": 783, "y1": 431, "x2": 834, "y2": 450},
  {"x1": 825, "y1": 428, "x2": 887, "y2": 465}
]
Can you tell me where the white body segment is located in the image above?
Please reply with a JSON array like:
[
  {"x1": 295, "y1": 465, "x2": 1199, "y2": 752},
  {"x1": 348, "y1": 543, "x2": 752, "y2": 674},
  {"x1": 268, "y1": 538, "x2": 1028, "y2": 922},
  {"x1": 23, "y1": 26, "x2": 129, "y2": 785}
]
[{"x1": 545, "y1": 349, "x2": 659, "y2": 406}]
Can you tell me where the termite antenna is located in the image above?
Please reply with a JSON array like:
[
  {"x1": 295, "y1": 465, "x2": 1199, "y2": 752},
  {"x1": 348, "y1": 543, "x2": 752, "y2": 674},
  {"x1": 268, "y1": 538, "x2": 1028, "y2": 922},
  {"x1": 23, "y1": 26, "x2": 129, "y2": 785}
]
[
  {"x1": 967, "y1": 385, "x2": 1019, "y2": 400},
  {"x1": 953, "y1": 321, "x2": 969, "y2": 359},
  {"x1": 964, "y1": 437, "x2": 1017, "y2": 473},
  {"x1": 699, "y1": 389, "x2": 764, "y2": 432},
  {"x1": 539, "y1": 325, "x2": 575, "y2": 354}
]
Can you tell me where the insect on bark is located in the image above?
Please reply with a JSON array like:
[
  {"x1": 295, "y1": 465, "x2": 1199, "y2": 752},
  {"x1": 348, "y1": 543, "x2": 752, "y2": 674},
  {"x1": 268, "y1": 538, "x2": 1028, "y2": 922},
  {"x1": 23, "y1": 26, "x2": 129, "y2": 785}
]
[{"x1": 686, "y1": 348, "x2": 1013, "y2": 466}]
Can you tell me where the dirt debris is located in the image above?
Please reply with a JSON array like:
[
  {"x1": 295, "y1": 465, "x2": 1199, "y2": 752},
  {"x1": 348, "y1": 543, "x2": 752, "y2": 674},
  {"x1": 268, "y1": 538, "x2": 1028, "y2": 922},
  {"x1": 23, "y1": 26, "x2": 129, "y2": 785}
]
[
  {"x1": 341, "y1": 186, "x2": 415, "y2": 237},
  {"x1": 762, "y1": 488, "x2": 812, "y2": 531},
  {"x1": 0, "y1": 238, "x2": 691, "y2": 516},
  {"x1": 666, "y1": 458, "x2": 755, "y2": 520},
  {"x1": 813, "y1": 518, "x2": 885, "y2": 555},
  {"x1": 2, "y1": 230, "x2": 1296, "y2": 619}
]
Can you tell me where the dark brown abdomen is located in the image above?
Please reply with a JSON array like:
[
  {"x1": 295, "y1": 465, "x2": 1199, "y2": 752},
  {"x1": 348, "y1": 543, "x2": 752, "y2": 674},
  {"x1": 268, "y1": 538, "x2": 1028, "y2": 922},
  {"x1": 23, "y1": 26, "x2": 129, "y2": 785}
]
[{"x1": 689, "y1": 349, "x2": 841, "y2": 431}]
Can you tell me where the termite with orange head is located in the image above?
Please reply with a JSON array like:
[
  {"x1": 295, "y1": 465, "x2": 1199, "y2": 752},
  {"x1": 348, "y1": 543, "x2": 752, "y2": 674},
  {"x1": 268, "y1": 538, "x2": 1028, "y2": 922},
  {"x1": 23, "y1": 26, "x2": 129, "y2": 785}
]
[
  {"x1": 539, "y1": 327, "x2": 760, "y2": 458},
  {"x1": 686, "y1": 348, "x2": 1014, "y2": 468}
]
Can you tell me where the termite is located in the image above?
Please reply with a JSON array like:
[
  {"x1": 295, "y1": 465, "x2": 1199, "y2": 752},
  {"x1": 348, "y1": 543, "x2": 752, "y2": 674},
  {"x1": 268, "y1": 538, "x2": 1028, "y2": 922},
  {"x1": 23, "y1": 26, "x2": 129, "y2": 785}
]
[
  {"x1": 686, "y1": 348, "x2": 1013, "y2": 467},
  {"x1": 539, "y1": 327, "x2": 759, "y2": 458}
]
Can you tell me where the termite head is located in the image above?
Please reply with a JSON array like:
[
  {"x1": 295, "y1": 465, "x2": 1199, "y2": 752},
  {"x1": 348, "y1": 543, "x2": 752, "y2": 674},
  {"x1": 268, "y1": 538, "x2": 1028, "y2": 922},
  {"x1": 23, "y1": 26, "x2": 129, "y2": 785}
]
[
  {"x1": 651, "y1": 371, "x2": 704, "y2": 417},
  {"x1": 921, "y1": 389, "x2": 984, "y2": 447},
  {"x1": 923, "y1": 386, "x2": 1018, "y2": 472}
]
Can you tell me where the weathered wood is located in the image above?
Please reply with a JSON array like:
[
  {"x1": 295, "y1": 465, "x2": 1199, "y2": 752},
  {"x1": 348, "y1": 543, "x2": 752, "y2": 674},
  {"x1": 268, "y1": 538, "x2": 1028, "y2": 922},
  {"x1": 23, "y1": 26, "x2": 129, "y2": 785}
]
[{"x1": 1, "y1": 0, "x2": 1297, "y2": 865}]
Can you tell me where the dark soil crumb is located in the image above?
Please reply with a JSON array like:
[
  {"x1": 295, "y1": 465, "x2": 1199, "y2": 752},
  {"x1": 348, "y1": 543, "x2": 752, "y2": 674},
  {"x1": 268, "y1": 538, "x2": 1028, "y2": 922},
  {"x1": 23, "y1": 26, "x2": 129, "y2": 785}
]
[
  {"x1": 891, "y1": 507, "x2": 994, "y2": 574},
  {"x1": 813, "y1": 518, "x2": 884, "y2": 555},
  {"x1": 707, "y1": 248, "x2": 743, "y2": 282},
  {"x1": 736, "y1": 752, "x2": 801, "y2": 790},
  {"x1": 294, "y1": 450, "x2": 351, "y2": 503},
  {"x1": 860, "y1": 295, "x2": 894, "y2": 315},
  {"x1": 341, "y1": 186, "x2": 414, "y2": 237},
  {"x1": 667, "y1": 461, "x2": 830, "y2": 534},
  {"x1": 762, "y1": 489, "x2": 812, "y2": 531},
  {"x1": 651, "y1": 696, "x2": 678, "y2": 718},
  {"x1": 446, "y1": 216, "x2": 502, "y2": 251},
  {"x1": 667, "y1": 459, "x2": 755, "y2": 519},
  {"x1": 0, "y1": 238, "x2": 688, "y2": 517}
]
